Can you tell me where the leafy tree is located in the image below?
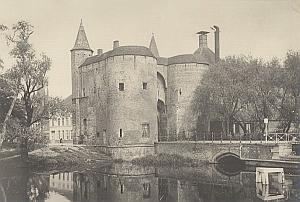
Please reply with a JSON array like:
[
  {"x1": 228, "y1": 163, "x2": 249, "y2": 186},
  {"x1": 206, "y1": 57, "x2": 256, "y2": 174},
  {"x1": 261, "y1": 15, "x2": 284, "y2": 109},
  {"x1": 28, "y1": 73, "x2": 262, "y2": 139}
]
[
  {"x1": 245, "y1": 58, "x2": 281, "y2": 132},
  {"x1": 0, "y1": 21, "x2": 65, "y2": 157},
  {"x1": 192, "y1": 55, "x2": 286, "y2": 136},
  {"x1": 193, "y1": 56, "x2": 251, "y2": 135},
  {"x1": 276, "y1": 51, "x2": 300, "y2": 132}
]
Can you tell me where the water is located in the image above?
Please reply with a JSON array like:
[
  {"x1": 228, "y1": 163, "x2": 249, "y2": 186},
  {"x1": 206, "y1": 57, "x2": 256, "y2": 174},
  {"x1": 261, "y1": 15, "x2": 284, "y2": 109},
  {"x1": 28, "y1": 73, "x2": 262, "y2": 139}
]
[{"x1": 0, "y1": 162, "x2": 299, "y2": 202}]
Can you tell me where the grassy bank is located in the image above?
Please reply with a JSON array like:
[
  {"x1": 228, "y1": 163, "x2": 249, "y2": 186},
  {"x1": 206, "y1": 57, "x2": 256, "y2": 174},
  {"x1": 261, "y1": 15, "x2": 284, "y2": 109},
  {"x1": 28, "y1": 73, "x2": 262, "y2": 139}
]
[
  {"x1": 132, "y1": 153, "x2": 208, "y2": 167},
  {"x1": 28, "y1": 145, "x2": 112, "y2": 171}
]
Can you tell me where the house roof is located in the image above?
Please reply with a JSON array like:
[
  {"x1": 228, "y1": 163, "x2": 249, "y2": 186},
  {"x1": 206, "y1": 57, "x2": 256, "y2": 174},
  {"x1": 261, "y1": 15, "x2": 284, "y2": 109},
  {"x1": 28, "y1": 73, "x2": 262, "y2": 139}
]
[{"x1": 79, "y1": 46, "x2": 154, "y2": 67}]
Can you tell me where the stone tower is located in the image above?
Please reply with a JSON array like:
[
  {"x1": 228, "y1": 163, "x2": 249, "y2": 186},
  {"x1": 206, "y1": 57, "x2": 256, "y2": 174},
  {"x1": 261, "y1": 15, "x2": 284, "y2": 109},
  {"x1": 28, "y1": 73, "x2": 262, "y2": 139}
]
[{"x1": 71, "y1": 20, "x2": 93, "y2": 143}]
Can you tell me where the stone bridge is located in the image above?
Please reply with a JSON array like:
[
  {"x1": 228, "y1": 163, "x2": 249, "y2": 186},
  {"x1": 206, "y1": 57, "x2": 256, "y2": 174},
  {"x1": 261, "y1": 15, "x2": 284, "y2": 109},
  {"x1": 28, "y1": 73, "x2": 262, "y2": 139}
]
[{"x1": 154, "y1": 141, "x2": 299, "y2": 165}]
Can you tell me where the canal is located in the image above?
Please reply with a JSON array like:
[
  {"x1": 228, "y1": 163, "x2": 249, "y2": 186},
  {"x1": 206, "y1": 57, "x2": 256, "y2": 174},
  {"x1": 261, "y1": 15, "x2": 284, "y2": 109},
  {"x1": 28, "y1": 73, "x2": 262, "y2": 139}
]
[{"x1": 0, "y1": 161, "x2": 299, "y2": 202}]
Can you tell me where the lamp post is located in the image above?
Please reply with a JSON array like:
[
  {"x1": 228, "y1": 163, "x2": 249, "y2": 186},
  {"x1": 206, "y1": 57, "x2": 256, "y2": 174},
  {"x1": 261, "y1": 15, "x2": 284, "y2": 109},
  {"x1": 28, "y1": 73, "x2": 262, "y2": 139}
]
[{"x1": 264, "y1": 118, "x2": 268, "y2": 142}]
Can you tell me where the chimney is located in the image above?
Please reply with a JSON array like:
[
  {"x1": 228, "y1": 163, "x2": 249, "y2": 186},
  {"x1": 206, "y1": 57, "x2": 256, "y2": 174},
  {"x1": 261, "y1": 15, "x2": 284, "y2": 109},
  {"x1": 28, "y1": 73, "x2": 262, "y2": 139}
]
[
  {"x1": 113, "y1": 40, "x2": 119, "y2": 49},
  {"x1": 196, "y1": 31, "x2": 209, "y2": 48},
  {"x1": 97, "y1": 49, "x2": 103, "y2": 55},
  {"x1": 212, "y1": 25, "x2": 220, "y2": 62}
]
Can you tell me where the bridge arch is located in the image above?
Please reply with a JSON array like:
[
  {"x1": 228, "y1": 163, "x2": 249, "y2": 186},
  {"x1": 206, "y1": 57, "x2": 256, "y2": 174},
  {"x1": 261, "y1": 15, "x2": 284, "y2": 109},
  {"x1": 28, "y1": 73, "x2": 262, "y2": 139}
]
[{"x1": 213, "y1": 152, "x2": 241, "y2": 163}]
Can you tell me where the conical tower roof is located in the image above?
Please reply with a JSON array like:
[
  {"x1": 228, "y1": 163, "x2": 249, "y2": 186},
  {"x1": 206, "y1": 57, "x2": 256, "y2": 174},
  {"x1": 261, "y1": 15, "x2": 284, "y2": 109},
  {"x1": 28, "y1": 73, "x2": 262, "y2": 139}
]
[
  {"x1": 72, "y1": 20, "x2": 92, "y2": 51},
  {"x1": 149, "y1": 35, "x2": 159, "y2": 58}
]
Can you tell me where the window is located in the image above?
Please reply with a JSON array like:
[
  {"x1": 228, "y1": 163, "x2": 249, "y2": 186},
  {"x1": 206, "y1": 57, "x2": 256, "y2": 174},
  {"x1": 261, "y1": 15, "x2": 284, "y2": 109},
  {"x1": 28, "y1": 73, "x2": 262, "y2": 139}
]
[
  {"x1": 119, "y1": 83, "x2": 124, "y2": 91},
  {"x1": 52, "y1": 119, "x2": 55, "y2": 126},
  {"x1": 51, "y1": 131, "x2": 55, "y2": 140},
  {"x1": 97, "y1": 132, "x2": 100, "y2": 138},
  {"x1": 142, "y1": 123, "x2": 150, "y2": 137},
  {"x1": 83, "y1": 88, "x2": 86, "y2": 97},
  {"x1": 120, "y1": 184, "x2": 124, "y2": 194},
  {"x1": 58, "y1": 118, "x2": 61, "y2": 126},
  {"x1": 143, "y1": 82, "x2": 148, "y2": 90},
  {"x1": 143, "y1": 183, "x2": 151, "y2": 198},
  {"x1": 119, "y1": 129, "x2": 123, "y2": 138},
  {"x1": 62, "y1": 130, "x2": 64, "y2": 139},
  {"x1": 66, "y1": 131, "x2": 69, "y2": 140},
  {"x1": 62, "y1": 118, "x2": 64, "y2": 126}
]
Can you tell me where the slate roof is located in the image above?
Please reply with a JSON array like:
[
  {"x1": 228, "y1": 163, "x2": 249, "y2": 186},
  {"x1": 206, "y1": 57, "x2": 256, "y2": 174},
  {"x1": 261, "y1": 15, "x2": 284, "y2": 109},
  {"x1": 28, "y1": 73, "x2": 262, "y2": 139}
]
[
  {"x1": 157, "y1": 57, "x2": 169, "y2": 66},
  {"x1": 193, "y1": 47, "x2": 215, "y2": 65},
  {"x1": 79, "y1": 45, "x2": 215, "y2": 68},
  {"x1": 168, "y1": 54, "x2": 198, "y2": 65},
  {"x1": 71, "y1": 21, "x2": 92, "y2": 51},
  {"x1": 63, "y1": 95, "x2": 72, "y2": 106},
  {"x1": 79, "y1": 46, "x2": 154, "y2": 67},
  {"x1": 149, "y1": 36, "x2": 159, "y2": 58}
]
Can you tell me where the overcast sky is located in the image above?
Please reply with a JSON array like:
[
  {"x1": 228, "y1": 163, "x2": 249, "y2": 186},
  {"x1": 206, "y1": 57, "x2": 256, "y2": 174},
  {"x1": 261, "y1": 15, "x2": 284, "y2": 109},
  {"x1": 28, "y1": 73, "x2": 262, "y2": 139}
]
[{"x1": 1, "y1": 0, "x2": 300, "y2": 98}]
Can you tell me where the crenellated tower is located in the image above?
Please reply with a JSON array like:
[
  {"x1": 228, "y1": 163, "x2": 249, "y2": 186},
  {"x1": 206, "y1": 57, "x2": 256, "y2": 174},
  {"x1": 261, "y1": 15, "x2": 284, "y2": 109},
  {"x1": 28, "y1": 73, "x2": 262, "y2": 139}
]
[{"x1": 71, "y1": 20, "x2": 93, "y2": 143}]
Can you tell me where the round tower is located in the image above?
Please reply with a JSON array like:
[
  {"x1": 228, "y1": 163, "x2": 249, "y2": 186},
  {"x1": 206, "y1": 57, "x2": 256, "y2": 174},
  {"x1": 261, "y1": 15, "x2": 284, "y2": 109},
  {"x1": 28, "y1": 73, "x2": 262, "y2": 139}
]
[
  {"x1": 105, "y1": 45, "x2": 158, "y2": 159},
  {"x1": 71, "y1": 20, "x2": 93, "y2": 144},
  {"x1": 167, "y1": 31, "x2": 214, "y2": 140}
]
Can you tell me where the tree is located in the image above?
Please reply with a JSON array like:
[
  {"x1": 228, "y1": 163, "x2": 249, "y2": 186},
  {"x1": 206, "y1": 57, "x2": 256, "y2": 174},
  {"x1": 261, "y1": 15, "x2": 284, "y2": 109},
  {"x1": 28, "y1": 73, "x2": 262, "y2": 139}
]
[
  {"x1": 0, "y1": 21, "x2": 52, "y2": 157},
  {"x1": 245, "y1": 58, "x2": 281, "y2": 132},
  {"x1": 276, "y1": 50, "x2": 300, "y2": 132},
  {"x1": 192, "y1": 55, "x2": 286, "y2": 136},
  {"x1": 192, "y1": 56, "x2": 251, "y2": 135}
]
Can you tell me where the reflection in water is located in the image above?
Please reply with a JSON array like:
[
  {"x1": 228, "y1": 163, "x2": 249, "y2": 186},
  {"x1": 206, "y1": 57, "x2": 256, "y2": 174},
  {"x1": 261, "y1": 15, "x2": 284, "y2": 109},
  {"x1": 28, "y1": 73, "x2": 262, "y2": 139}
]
[
  {"x1": 0, "y1": 162, "x2": 299, "y2": 202},
  {"x1": 256, "y1": 183, "x2": 285, "y2": 201}
]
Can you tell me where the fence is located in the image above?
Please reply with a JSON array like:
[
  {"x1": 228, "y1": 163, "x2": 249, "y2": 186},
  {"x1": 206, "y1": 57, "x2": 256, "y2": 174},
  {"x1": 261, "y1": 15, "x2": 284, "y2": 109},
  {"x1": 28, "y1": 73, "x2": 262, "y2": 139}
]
[{"x1": 158, "y1": 131, "x2": 300, "y2": 144}]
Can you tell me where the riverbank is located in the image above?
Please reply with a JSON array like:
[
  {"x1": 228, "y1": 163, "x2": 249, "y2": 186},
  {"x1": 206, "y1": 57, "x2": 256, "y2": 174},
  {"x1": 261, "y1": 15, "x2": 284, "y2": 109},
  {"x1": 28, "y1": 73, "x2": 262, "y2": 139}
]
[{"x1": 28, "y1": 145, "x2": 112, "y2": 171}]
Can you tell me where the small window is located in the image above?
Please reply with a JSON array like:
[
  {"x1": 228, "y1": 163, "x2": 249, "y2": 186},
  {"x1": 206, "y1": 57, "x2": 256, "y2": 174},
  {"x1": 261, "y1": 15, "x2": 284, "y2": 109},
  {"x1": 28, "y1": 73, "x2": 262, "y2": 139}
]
[
  {"x1": 142, "y1": 123, "x2": 150, "y2": 137},
  {"x1": 58, "y1": 118, "x2": 61, "y2": 126},
  {"x1": 119, "y1": 129, "x2": 123, "y2": 138},
  {"x1": 143, "y1": 183, "x2": 151, "y2": 198},
  {"x1": 62, "y1": 118, "x2": 64, "y2": 126},
  {"x1": 96, "y1": 132, "x2": 100, "y2": 138},
  {"x1": 52, "y1": 119, "x2": 55, "y2": 126},
  {"x1": 120, "y1": 184, "x2": 124, "y2": 194},
  {"x1": 143, "y1": 82, "x2": 147, "y2": 90},
  {"x1": 119, "y1": 83, "x2": 124, "y2": 91},
  {"x1": 83, "y1": 88, "x2": 86, "y2": 97}
]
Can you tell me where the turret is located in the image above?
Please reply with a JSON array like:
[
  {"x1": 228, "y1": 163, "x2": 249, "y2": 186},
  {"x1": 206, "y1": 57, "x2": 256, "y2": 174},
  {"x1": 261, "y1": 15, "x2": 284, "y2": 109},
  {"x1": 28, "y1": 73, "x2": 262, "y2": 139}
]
[
  {"x1": 71, "y1": 20, "x2": 93, "y2": 100},
  {"x1": 149, "y1": 35, "x2": 159, "y2": 58}
]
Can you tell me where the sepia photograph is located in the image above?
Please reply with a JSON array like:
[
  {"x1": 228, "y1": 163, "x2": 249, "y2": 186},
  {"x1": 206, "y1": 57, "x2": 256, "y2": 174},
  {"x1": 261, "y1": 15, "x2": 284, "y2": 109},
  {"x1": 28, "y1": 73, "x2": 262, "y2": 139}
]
[{"x1": 0, "y1": 0, "x2": 300, "y2": 201}]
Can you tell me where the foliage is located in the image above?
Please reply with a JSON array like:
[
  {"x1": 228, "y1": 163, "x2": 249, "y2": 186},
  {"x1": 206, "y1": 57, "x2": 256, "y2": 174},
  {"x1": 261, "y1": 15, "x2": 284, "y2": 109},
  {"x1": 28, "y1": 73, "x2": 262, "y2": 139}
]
[
  {"x1": 192, "y1": 52, "x2": 300, "y2": 134},
  {"x1": 0, "y1": 21, "x2": 66, "y2": 156}
]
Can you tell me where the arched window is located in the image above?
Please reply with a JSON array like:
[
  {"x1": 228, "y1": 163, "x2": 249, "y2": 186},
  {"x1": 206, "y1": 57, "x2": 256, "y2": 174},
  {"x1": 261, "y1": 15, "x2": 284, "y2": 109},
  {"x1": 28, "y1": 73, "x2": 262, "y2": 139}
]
[{"x1": 58, "y1": 118, "x2": 61, "y2": 126}]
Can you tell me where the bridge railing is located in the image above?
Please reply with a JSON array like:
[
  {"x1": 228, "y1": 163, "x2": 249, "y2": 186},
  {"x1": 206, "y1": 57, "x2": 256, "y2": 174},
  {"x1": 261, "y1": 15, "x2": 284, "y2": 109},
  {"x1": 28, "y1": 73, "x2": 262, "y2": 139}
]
[
  {"x1": 266, "y1": 133, "x2": 300, "y2": 143},
  {"x1": 158, "y1": 132, "x2": 300, "y2": 144}
]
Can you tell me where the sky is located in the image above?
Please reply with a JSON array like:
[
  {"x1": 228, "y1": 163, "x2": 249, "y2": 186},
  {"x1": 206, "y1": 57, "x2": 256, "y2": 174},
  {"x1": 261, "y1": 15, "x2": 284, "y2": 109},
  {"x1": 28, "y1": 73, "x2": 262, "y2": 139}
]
[{"x1": 0, "y1": 0, "x2": 300, "y2": 98}]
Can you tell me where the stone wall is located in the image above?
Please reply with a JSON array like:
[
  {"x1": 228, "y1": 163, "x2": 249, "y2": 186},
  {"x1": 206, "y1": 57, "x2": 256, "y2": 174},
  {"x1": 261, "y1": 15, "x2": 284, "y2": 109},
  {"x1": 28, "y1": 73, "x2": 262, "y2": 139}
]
[
  {"x1": 166, "y1": 63, "x2": 208, "y2": 139},
  {"x1": 155, "y1": 142, "x2": 282, "y2": 163},
  {"x1": 77, "y1": 54, "x2": 158, "y2": 148}
]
